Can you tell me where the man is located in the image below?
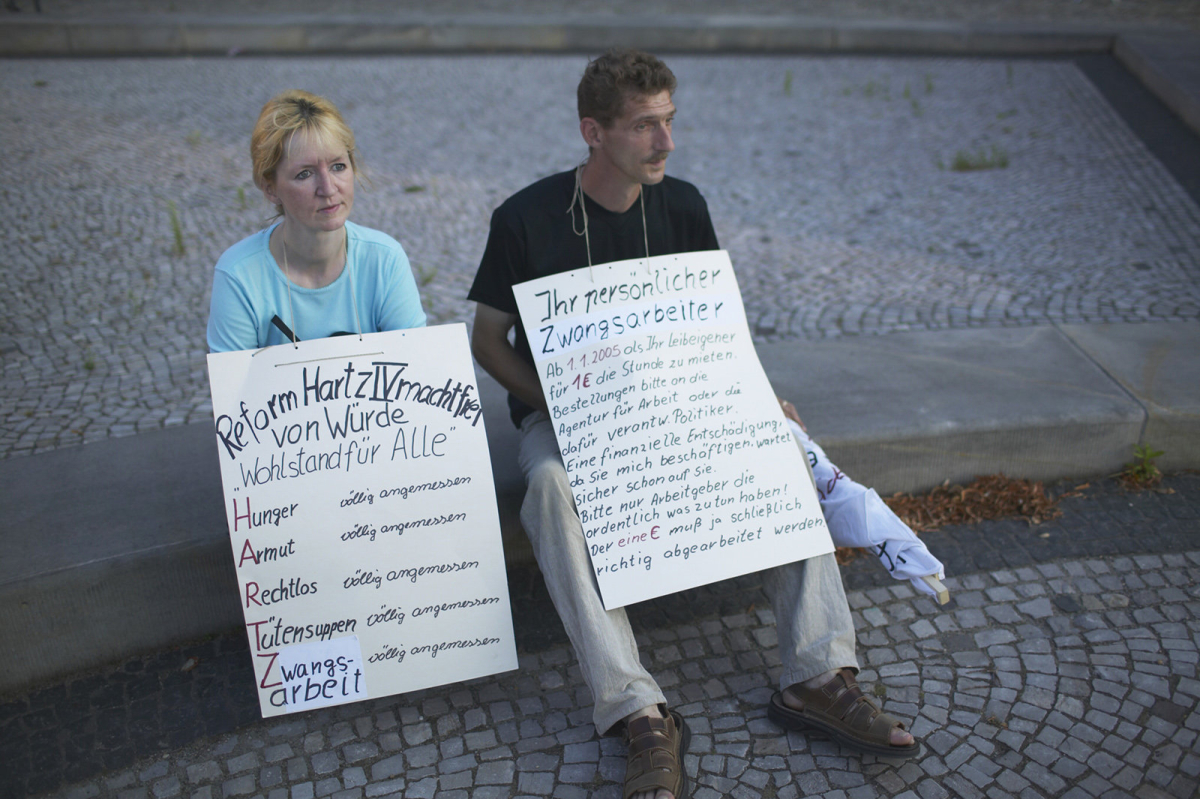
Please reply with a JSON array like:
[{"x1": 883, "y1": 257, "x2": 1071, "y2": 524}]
[{"x1": 469, "y1": 50, "x2": 917, "y2": 799}]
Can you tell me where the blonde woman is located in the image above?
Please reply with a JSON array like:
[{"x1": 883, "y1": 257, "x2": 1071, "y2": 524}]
[{"x1": 208, "y1": 90, "x2": 425, "y2": 352}]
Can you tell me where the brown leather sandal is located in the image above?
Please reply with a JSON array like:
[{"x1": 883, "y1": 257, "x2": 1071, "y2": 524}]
[
  {"x1": 624, "y1": 709, "x2": 691, "y2": 799},
  {"x1": 768, "y1": 668, "x2": 919, "y2": 758}
]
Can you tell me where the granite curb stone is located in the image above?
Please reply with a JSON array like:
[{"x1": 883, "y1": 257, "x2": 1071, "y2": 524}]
[
  {"x1": 0, "y1": 14, "x2": 1129, "y2": 58},
  {"x1": 1114, "y1": 31, "x2": 1200, "y2": 136}
]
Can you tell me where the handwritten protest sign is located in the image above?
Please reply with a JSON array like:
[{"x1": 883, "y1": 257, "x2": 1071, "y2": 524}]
[
  {"x1": 512, "y1": 251, "x2": 834, "y2": 609},
  {"x1": 207, "y1": 325, "x2": 517, "y2": 717}
]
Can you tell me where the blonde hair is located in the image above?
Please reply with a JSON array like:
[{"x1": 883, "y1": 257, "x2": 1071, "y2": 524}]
[{"x1": 250, "y1": 90, "x2": 359, "y2": 209}]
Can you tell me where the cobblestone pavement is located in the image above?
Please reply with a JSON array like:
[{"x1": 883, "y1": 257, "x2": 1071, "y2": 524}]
[
  {"x1": 2, "y1": 54, "x2": 1199, "y2": 459},
  {"x1": 5, "y1": 472, "x2": 1198, "y2": 799}
]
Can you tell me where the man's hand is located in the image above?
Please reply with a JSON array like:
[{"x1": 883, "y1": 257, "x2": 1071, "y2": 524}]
[
  {"x1": 777, "y1": 396, "x2": 805, "y2": 431},
  {"x1": 471, "y1": 303, "x2": 549, "y2": 414}
]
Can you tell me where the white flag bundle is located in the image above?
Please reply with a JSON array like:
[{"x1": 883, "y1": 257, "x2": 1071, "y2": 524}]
[{"x1": 789, "y1": 420, "x2": 947, "y2": 601}]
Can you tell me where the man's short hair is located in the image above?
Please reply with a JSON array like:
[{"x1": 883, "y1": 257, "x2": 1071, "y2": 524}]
[{"x1": 577, "y1": 49, "x2": 677, "y2": 128}]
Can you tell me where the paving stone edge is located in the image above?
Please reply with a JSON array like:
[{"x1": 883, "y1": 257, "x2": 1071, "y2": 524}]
[{"x1": 0, "y1": 15, "x2": 1125, "y2": 58}]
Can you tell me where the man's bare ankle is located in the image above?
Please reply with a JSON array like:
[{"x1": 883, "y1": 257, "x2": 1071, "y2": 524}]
[
  {"x1": 801, "y1": 669, "x2": 839, "y2": 690},
  {"x1": 626, "y1": 705, "x2": 665, "y2": 725}
]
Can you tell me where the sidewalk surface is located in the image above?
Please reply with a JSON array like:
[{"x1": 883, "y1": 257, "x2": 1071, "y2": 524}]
[
  {"x1": 6, "y1": 474, "x2": 1200, "y2": 799},
  {"x1": 2, "y1": 2, "x2": 1200, "y2": 799}
]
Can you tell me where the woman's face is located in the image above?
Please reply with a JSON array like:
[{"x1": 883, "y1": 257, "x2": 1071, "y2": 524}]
[{"x1": 265, "y1": 131, "x2": 355, "y2": 235}]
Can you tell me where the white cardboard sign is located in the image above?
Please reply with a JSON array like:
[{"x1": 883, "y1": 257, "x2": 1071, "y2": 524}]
[
  {"x1": 513, "y1": 251, "x2": 833, "y2": 609},
  {"x1": 275, "y1": 636, "x2": 368, "y2": 712},
  {"x1": 207, "y1": 325, "x2": 517, "y2": 717}
]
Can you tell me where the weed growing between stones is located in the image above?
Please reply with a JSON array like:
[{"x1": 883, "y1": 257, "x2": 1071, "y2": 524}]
[
  {"x1": 416, "y1": 264, "x2": 437, "y2": 287},
  {"x1": 950, "y1": 144, "x2": 1009, "y2": 171},
  {"x1": 1120, "y1": 443, "x2": 1165, "y2": 489},
  {"x1": 903, "y1": 83, "x2": 922, "y2": 116},
  {"x1": 168, "y1": 199, "x2": 185, "y2": 256},
  {"x1": 416, "y1": 264, "x2": 438, "y2": 312}
]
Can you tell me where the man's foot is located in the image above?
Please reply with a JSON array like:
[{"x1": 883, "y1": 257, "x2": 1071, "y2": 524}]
[
  {"x1": 767, "y1": 668, "x2": 919, "y2": 758},
  {"x1": 624, "y1": 706, "x2": 689, "y2": 799},
  {"x1": 787, "y1": 669, "x2": 913, "y2": 747}
]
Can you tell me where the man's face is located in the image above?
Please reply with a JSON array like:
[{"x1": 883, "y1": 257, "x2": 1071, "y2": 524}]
[{"x1": 592, "y1": 90, "x2": 676, "y2": 187}]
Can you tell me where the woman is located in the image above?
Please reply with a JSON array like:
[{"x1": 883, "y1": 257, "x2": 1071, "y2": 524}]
[{"x1": 207, "y1": 90, "x2": 425, "y2": 353}]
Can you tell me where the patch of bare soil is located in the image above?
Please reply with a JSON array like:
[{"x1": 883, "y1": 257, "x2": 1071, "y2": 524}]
[{"x1": 834, "y1": 473, "x2": 1070, "y2": 564}]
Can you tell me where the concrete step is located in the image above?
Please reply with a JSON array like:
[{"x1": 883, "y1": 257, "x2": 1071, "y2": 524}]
[
  {"x1": 0, "y1": 14, "x2": 1121, "y2": 57},
  {"x1": 2, "y1": 11, "x2": 1197, "y2": 135},
  {"x1": 2, "y1": 321, "x2": 1196, "y2": 694}
]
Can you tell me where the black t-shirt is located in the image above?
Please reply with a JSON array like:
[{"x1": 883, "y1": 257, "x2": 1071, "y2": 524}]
[{"x1": 468, "y1": 169, "x2": 720, "y2": 426}]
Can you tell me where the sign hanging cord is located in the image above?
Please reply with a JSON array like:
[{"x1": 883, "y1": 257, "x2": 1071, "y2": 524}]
[
  {"x1": 568, "y1": 163, "x2": 650, "y2": 281},
  {"x1": 280, "y1": 226, "x2": 362, "y2": 348}
]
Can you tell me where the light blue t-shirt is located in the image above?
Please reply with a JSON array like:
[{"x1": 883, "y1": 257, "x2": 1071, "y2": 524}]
[{"x1": 207, "y1": 221, "x2": 427, "y2": 353}]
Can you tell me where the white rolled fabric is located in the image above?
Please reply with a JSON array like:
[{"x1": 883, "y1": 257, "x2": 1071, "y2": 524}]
[{"x1": 789, "y1": 420, "x2": 946, "y2": 599}]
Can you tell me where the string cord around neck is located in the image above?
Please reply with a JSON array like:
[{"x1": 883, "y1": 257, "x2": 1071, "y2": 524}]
[
  {"x1": 568, "y1": 164, "x2": 650, "y2": 280},
  {"x1": 279, "y1": 225, "x2": 362, "y2": 346},
  {"x1": 280, "y1": 232, "x2": 299, "y2": 348}
]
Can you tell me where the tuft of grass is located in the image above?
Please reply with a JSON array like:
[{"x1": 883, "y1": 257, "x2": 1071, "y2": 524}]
[
  {"x1": 403, "y1": 185, "x2": 426, "y2": 194},
  {"x1": 924, "y1": 73, "x2": 934, "y2": 94},
  {"x1": 415, "y1": 264, "x2": 438, "y2": 287},
  {"x1": 186, "y1": 130, "x2": 203, "y2": 148},
  {"x1": 126, "y1": 288, "x2": 144, "y2": 316},
  {"x1": 167, "y1": 199, "x2": 185, "y2": 255},
  {"x1": 236, "y1": 186, "x2": 247, "y2": 210},
  {"x1": 950, "y1": 145, "x2": 1009, "y2": 172},
  {"x1": 783, "y1": 69, "x2": 793, "y2": 97},
  {"x1": 904, "y1": 84, "x2": 921, "y2": 114},
  {"x1": 33, "y1": 79, "x2": 48, "y2": 88},
  {"x1": 1121, "y1": 443, "x2": 1164, "y2": 489},
  {"x1": 873, "y1": 683, "x2": 887, "y2": 699}
]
